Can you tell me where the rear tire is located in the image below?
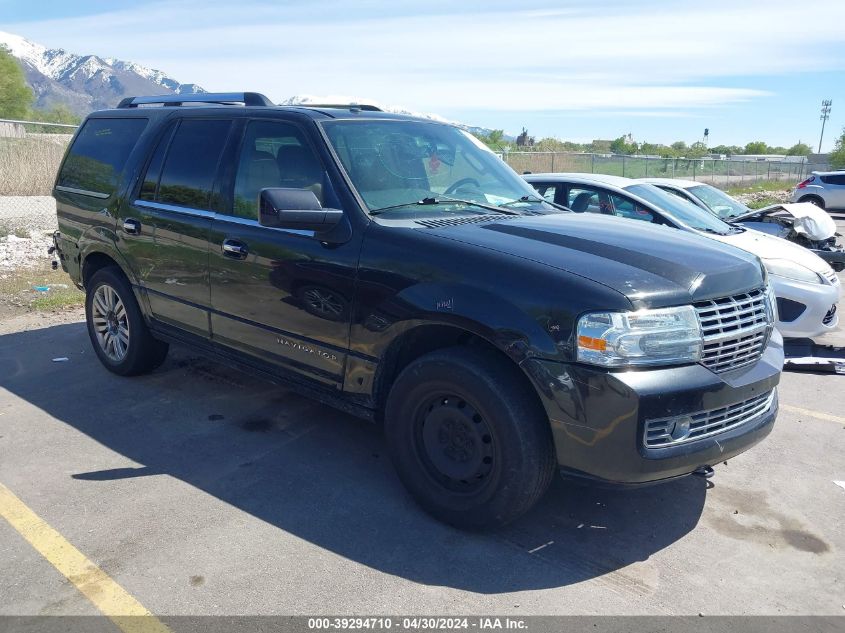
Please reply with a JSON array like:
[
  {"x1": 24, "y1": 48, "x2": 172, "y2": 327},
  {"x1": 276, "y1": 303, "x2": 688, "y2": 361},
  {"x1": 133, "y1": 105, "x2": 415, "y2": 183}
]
[
  {"x1": 384, "y1": 346, "x2": 556, "y2": 529},
  {"x1": 85, "y1": 267, "x2": 169, "y2": 376},
  {"x1": 798, "y1": 195, "x2": 825, "y2": 209}
]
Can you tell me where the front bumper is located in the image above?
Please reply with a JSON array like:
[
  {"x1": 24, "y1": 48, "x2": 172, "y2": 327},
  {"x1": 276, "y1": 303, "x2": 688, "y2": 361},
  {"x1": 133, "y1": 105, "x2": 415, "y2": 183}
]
[
  {"x1": 521, "y1": 333, "x2": 783, "y2": 484},
  {"x1": 771, "y1": 274, "x2": 840, "y2": 338}
]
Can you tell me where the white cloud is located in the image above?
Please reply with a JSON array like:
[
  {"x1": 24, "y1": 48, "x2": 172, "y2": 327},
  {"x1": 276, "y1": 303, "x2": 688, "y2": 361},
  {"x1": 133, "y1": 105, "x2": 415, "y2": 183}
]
[{"x1": 6, "y1": 0, "x2": 845, "y2": 114}]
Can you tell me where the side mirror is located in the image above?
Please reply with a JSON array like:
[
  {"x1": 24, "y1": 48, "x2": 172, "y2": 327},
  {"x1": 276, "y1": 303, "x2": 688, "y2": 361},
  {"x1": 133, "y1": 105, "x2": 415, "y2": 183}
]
[{"x1": 259, "y1": 188, "x2": 343, "y2": 232}]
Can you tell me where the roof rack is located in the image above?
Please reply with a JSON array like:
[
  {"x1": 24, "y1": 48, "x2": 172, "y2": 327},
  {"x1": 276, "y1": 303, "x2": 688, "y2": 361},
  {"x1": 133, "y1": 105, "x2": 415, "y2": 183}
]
[
  {"x1": 116, "y1": 92, "x2": 274, "y2": 108},
  {"x1": 296, "y1": 103, "x2": 382, "y2": 112}
]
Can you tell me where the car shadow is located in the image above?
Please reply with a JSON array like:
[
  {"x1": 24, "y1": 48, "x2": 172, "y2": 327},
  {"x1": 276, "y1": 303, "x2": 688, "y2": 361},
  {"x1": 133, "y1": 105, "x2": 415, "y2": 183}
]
[{"x1": 0, "y1": 322, "x2": 707, "y2": 594}]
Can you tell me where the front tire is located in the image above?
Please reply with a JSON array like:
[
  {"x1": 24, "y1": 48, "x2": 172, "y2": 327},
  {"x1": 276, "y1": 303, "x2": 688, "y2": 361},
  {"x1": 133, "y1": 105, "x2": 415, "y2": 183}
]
[
  {"x1": 384, "y1": 347, "x2": 556, "y2": 529},
  {"x1": 85, "y1": 267, "x2": 168, "y2": 376}
]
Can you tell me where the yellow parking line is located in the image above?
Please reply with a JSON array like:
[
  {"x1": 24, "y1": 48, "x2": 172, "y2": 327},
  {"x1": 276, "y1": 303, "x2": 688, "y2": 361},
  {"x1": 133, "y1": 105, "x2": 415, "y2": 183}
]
[
  {"x1": 781, "y1": 404, "x2": 845, "y2": 425},
  {"x1": 0, "y1": 482, "x2": 172, "y2": 633}
]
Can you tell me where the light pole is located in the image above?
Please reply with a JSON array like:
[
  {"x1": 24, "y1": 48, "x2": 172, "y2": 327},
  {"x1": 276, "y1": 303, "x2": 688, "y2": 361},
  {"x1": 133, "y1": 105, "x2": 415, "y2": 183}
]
[{"x1": 818, "y1": 99, "x2": 832, "y2": 152}]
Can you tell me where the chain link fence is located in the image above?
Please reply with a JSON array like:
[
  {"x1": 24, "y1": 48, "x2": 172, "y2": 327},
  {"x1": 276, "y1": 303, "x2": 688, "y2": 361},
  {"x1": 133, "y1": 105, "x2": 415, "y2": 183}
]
[
  {"x1": 0, "y1": 118, "x2": 829, "y2": 197},
  {"x1": 0, "y1": 119, "x2": 75, "y2": 197},
  {"x1": 502, "y1": 151, "x2": 826, "y2": 186}
]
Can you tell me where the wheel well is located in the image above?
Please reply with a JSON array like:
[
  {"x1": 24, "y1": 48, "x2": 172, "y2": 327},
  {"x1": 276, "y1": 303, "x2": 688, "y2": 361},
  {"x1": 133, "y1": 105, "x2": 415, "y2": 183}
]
[
  {"x1": 374, "y1": 324, "x2": 540, "y2": 419},
  {"x1": 81, "y1": 252, "x2": 121, "y2": 287},
  {"x1": 798, "y1": 194, "x2": 824, "y2": 205}
]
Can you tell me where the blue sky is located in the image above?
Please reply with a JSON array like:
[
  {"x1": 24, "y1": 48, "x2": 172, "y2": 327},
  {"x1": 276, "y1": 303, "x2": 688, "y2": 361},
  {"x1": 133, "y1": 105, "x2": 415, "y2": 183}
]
[{"x1": 4, "y1": 0, "x2": 845, "y2": 149}]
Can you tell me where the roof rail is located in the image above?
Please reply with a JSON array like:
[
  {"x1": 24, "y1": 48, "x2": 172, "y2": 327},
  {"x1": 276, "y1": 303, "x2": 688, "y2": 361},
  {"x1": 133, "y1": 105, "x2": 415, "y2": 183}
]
[
  {"x1": 296, "y1": 103, "x2": 383, "y2": 112},
  {"x1": 116, "y1": 92, "x2": 274, "y2": 108}
]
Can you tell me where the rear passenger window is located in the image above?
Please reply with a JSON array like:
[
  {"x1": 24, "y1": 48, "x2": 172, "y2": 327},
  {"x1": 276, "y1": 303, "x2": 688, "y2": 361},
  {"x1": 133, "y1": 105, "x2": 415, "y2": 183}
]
[
  {"x1": 145, "y1": 119, "x2": 231, "y2": 210},
  {"x1": 58, "y1": 118, "x2": 147, "y2": 197},
  {"x1": 820, "y1": 174, "x2": 845, "y2": 185}
]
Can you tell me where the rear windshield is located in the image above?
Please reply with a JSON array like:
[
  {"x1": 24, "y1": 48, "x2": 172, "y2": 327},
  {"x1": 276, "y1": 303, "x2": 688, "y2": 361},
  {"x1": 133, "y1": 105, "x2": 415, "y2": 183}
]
[
  {"x1": 624, "y1": 183, "x2": 735, "y2": 234},
  {"x1": 57, "y1": 118, "x2": 148, "y2": 197}
]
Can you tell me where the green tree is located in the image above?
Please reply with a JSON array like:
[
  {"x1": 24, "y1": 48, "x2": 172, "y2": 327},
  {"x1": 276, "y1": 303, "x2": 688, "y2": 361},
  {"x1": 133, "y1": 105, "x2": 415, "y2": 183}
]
[
  {"x1": 0, "y1": 45, "x2": 34, "y2": 119},
  {"x1": 829, "y1": 128, "x2": 845, "y2": 169},
  {"x1": 670, "y1": 141, "x2": 688, "y2": 156},
  {"x1": 786, "y1": 142, "x2": 812, "y2": 156},
  {"x1": 743, "y1": 141, "x2": 769, "y2": 155},
  {"x1": 688, "y1": 141, "x2": 709, "y2": 158},
  {"x1": 609, "y1": 136, "x2": 636, "y2": 155}
]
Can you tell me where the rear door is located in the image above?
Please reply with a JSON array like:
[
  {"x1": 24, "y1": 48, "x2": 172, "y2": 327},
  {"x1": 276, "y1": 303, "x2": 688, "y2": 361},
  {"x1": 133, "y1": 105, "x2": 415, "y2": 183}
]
[
  {"x1": 119, "y1": 117, "x2": 233, "y2": 337},
  {"x1": 208, "y1": 117, "x2": 361, "y2": 388},
  {"x1": 821, "y1": 173, "x2": 845, "y2": 208}
]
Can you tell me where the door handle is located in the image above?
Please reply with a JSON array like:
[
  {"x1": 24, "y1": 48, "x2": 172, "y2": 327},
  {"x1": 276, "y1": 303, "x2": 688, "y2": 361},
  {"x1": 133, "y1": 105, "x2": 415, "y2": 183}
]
[
  {"x1": 222, "y1": 239, "x2": 248, "y2": 259},
  {"x1": 122, "y1": 218, "x2": 141, "y2": 235}
]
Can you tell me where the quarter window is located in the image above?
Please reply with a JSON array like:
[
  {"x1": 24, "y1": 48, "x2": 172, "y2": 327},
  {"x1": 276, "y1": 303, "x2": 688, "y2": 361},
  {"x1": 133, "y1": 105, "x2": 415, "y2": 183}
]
[{"x1": 58, "y1": 118, "x2": 147, "y2": 196}]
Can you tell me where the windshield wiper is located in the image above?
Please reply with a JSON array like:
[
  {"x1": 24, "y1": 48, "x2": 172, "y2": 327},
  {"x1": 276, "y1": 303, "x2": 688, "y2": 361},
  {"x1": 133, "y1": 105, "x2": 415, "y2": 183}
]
[
  {"x1": 498, "y1": 195, "x2": 545, "y2": 208},
  {"x1": 370, "y1": 196, "x2": 520, "y2": 216}
]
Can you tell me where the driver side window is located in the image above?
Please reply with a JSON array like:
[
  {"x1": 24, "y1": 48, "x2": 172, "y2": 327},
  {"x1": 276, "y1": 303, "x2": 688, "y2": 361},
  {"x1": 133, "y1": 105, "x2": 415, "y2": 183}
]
[
  {"x1": 609, "y1": 194, "x2": 656, "y2": 222},
  {"x1": 232, "y1": 120, "x2": 324, "y2": 219}
]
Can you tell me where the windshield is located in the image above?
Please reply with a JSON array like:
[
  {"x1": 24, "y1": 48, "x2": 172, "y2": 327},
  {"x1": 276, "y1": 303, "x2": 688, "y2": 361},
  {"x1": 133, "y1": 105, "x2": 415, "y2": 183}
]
[
  {"x1": 686, "y1": 184, "x2": 750, "y2": 219},
  {"x1": 623, "y1": 184, "x2": 735, "y2": 234},
  {"x1": 321, "y1": 119, "x2": 555, "y2": 217}
]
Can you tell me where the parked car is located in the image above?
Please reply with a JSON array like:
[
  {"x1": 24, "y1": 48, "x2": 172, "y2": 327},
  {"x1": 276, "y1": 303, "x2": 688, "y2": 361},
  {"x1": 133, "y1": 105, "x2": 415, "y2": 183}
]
[
  {"x1": 791, "y1": 171, "x2": 845, "y2": 210},
  {"x1": 639, "y1": 178, "x2": 844, "y2": 271},
  {"x1": 52, "y1": 93, "x2": 782, "y2": 528},
  {"x1": 525, "y1": 173, "x2": 840, "y2": 339}
]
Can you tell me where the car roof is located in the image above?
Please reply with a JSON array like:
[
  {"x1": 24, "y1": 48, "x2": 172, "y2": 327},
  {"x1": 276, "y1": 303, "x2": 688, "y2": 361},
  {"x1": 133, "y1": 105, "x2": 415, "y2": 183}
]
[
  {"x1": 523, "y1": 172, "x2": 636, "y2": 189},
  {"x1": 639, "y1": 177, "x2": 701, "y2": 189},
  {"x1": 811, "y1": 170, "x2": 845, "y2": 176}
]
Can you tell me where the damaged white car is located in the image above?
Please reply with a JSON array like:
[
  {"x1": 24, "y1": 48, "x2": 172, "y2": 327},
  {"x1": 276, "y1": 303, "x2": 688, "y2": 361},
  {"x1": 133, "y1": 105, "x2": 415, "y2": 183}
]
[
  {"x1": 525, "y1": 173, "x2": 842, "y2": 339},
  {"x1": 640, "y1": 178, "x2": 845, "y2": 272}
]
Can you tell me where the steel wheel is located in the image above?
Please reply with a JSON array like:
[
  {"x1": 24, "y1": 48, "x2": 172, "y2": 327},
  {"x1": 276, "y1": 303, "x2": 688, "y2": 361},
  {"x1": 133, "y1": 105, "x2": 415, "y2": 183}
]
[
  {"x1": 91, "y1": 284, "x2": 130, "y2": 362},
  {"x1": 414, "y1": 394, "x2": 497, "y2": 493}
]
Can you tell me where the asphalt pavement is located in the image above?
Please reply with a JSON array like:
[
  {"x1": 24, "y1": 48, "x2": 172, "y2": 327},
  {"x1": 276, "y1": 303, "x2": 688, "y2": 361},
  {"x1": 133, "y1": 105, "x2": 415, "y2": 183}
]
[{"x1": 1, "y1": 215, "x2": 844, "y2": 619}]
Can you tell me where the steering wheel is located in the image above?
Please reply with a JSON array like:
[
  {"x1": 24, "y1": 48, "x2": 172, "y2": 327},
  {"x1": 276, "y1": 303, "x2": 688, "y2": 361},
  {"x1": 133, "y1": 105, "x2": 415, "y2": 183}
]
[{"x1": 443, "y1": 178, "x2": 481, "y2": 195}]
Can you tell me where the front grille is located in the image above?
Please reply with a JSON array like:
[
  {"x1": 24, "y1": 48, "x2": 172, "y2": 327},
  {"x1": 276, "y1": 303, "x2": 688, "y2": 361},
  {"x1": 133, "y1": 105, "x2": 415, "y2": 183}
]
[
  {"x1": 823, "y1": 304, "x2": 837, "y2": 326},
  {"x1": 694, "y1": 288, "x2": 770, "y2": 373},
  {"x1": 644, "y1": 390, "x2": 776, "y2": 448}
]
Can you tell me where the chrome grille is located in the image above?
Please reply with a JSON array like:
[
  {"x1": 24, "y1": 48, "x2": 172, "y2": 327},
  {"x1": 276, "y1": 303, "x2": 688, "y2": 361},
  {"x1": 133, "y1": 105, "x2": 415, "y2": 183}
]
[
  {"x1": 645, "y1": 390, "x2": 776, "y2": 448},
  {"x1": 694, "y1": 288, "x2": 770, "y2": 373}
]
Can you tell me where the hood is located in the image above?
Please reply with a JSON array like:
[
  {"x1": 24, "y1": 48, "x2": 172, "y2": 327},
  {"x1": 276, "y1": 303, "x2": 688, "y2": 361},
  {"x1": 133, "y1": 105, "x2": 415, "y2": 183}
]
[
  {"x1": 425, "y1": 214, "x2": 764, "y2": 309},
  {"x1": 708, "y1": 227, "x2": 832, "y2": 274},
  {"x1": 732, "y1": 203, "x2": 836, "y2": 241}
]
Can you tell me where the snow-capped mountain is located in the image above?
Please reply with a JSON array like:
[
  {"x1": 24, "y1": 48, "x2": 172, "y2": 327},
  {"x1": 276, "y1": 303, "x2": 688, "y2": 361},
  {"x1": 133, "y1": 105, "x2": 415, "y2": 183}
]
[
  {"x1": 0, "y1": 31, "x2": 204, "y2": 115},
  {"x1": 279, "y1": 95, "x2": 504, "y2": 138}
]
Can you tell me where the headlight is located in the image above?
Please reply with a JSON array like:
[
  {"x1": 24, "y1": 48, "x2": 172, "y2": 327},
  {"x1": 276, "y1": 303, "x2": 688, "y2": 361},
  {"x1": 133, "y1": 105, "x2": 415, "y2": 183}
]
[
  {"x1": 762, "y1": 258, "x2": 823, "y2": 284},
  {"x1": 577, "y1": 305, "x2": 702, "y2": 367}
]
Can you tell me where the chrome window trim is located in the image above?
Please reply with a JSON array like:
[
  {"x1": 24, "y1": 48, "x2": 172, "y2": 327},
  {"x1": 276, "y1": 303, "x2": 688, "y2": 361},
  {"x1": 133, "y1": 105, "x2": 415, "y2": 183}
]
[
  {"x1": 56, "y1": 185, "x2": 110, "y2": 199},
  {"x1": 131, "y1": 203, "x2": 319, "y2": 237},
  {"x1": 213, "y1": 213, "x2": 316, "y2": 237},
  {"x1": 133, "y1": 200, "x2": 216, "y2": 218}
]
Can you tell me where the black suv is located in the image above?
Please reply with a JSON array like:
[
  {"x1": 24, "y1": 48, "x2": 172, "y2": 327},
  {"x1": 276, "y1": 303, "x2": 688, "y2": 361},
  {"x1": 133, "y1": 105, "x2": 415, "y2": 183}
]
[{"x1": 52, "y1": 93, "x2": 782, "y2": 528}]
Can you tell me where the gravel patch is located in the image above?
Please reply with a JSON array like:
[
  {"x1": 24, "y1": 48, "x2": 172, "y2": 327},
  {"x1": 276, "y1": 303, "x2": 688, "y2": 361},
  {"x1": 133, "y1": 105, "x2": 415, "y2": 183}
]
[
  {"x1": 733, "y1": 189, "x2": 791, "y2": 206},
  {"x1": 0, "y1": 196, "x2": 58, "y2": 271}
]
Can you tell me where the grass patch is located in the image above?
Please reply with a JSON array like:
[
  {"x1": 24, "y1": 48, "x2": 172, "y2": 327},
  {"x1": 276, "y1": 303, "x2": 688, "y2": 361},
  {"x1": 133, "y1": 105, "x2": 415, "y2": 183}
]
[
  {"x1": 0, "y1": 261, "x2": 84, "y2": 317},
  {"x1": 724, "y1": 180, "x2": 792, "y2": 195}
]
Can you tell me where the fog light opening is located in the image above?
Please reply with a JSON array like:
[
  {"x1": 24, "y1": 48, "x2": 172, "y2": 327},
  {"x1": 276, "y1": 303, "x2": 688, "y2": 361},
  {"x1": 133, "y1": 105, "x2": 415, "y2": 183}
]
[{"x1": 668, "y1": 416, "x2": 693, "y2": 441}]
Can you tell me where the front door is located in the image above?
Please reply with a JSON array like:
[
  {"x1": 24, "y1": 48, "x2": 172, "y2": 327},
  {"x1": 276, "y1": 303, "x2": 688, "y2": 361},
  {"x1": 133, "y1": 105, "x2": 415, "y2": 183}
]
[{"x1": 208, "y1": 118, "x2": 361, "y2": 388}]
